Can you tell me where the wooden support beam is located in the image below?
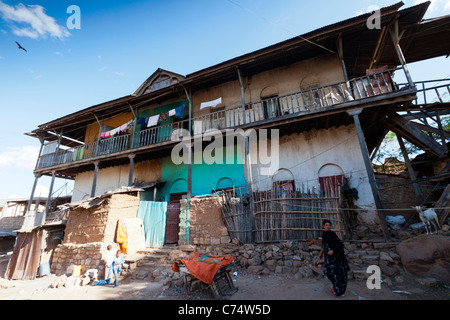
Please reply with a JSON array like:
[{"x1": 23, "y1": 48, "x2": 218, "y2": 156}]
[
  {"x1": 384, "y1": 113, "x2": 446, "y2": 158},
  {"x1": 435, "y1": 111, "x2": 449, "y2": 154},
  {"x1": 182, "y1": 85, "x2": 193, "y2": 201},
  {"x1": 337, "y1": 33, "x2": 349, "y2": 83},
  {"x1": 43, "y1": 171, "x2": 56, "y2": 225},
  {"x1": 434, "y1": 184, "x2": 450, "y2": 226},
  {"x1": 389, "y1": 19, "x2": 414, "y2": 87},
  {"x1": 128, "y1": 154, "x2": 135, "y2": 186},
  {"x1": 396, "y1": 136, "x2": 425, "y2": 204},
  {"x1": 348, "y1": 109, "x2": 390, "y2": 240},
  {"x1": 91, "y1": 161, "x2": 100, "y2": 198},
  {"x1": 236, "y1": 66, "x2": 247, "y2": 124},
  {"x1": 412, "y1": 122, "x2": 450, "y2": 139},
  {"x1": 26, "y1": 173, "x2": 41, "y2": 213}
]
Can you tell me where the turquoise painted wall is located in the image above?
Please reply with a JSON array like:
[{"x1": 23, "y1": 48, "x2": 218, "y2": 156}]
[{"x1": 141, "y1": 144, "x2": 247, "y2": 202}]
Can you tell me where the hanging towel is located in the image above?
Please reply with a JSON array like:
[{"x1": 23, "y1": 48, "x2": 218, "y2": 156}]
[
  {"x1": 110, "y1": 128, "x2": 119, "y2": 137},
  {"x1": 116, "y1": 218, "x2": 128, "y2": 254},
  {"x1": 168, "y1": 108, "x2": 176, "y2": 117},
  {"x1": 105, "y1": 131, "x2": 111, "y2": 138},
  {"x1": 120, "y1": 123, "x2": 128, "y2": 133},
  {"x1": 200, "y1": 97, "x2": 222, "y2": 110},
  {"x1": 147, "y1": 114, "x2": 160, "y2": 127},
  {"x1": 101, "y1": 132, "x2": 106, "y2": 139},
  {"x1": 175, "y1": 104, "x2": 185, "y2": 119}
]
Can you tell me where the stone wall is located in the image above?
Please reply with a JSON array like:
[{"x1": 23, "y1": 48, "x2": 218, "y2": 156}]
[
  {"x1": 189, "y1": 240, "x2": 403, "y2": 282},
  {"x1": 178, "y1": 199, "x2": 189, "y2": 245},
  {"x1": 188, "y1": 196, "x2": 231, "y2": 246},
  {"x1": 51, "y1": 242, "x2": 121, "y2": 276}
]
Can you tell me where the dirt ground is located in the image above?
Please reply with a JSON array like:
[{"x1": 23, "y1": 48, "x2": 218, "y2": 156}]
[{"x1": 0, "y1": 258, "x2": 448, "y2": 301}]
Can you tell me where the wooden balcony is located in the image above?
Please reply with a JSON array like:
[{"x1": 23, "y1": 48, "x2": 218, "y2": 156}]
[{"x1": 35, "y1": 67, "x2": 418, "y2": 173}]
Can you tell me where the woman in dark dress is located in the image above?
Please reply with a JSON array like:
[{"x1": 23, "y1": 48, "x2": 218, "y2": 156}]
[{"x1": 319, "y1": 220, "x2": 350, "y2": 296}]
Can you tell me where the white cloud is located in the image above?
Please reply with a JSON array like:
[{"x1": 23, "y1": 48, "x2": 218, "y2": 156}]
[
  {"x1": 0, "y1": 145, "x2": 39, "y2": 171},
  {"x1": 54, "y1": 51, "x2": 63, "y2": 56},
  {"x1": 115, "y1": 72, "x2": 125, "y2": 77},
  {"x1": 0, "y1": 1, "x2": 70, "y2": 39}
]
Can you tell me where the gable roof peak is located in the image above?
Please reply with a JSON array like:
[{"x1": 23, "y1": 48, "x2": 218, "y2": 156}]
[{"x1": 133, "y1": 68, "x2": 185, "y2": 97}]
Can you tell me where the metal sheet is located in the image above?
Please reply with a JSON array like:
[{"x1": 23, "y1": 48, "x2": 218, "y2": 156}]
[{"x1": 5, "y1": 231, "x2": 42, "y2": 281}]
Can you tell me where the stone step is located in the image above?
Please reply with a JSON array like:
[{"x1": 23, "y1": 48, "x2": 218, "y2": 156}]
[{"x1": 373, "y1": 242, "x2": 399, "y2": 250}]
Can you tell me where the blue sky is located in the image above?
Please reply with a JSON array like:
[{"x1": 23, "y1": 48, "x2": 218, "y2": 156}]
[{"x1": 0, "y1": 0, "x2": 449, "y2": 202}]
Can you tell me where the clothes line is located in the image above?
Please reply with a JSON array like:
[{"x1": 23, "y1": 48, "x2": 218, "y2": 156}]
[
  {"x1": 101, "y1": 120, "x2": 134, "y2": 139},
  {"x1": 100, "y1": 104, "x2": 187, "y2": 138},
  {"x1": 137, "y1": 104, "x2": 186, "y2": 129}
]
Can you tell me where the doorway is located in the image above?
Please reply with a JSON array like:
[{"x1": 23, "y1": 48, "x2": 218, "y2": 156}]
[{"x1": 165, "y1": 192, "x2": 186, "y2": 244}]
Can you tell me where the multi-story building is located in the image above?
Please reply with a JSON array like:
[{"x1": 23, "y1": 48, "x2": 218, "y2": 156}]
[{"x1": 25, "y1": 1, "x2": 450, "y2": 246}]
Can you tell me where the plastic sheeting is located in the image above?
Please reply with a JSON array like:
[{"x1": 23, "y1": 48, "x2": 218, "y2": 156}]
[{"x1": 137, "y1": 201, "x2": 168, "y2": 248}]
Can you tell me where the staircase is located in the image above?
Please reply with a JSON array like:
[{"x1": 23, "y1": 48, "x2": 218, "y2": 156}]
[{"x1": 121, "y1": 245, "x2": 196, "y2": 281}]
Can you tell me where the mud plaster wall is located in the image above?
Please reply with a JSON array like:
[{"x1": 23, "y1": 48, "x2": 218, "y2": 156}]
[
  {"x1": 52, "y1": 193, "x2": 140, "y2": 276},
  {"x1": 375, "y1": 174, "x2": 435, "y2": 218},
  {"x1": 188, "y1": 196, "x2": 231, "y2": 246}
]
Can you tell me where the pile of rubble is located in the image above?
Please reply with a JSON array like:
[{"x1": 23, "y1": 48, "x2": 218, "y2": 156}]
[{"x1": 49, "y1": 274, "x2": 92, "y2": 288}]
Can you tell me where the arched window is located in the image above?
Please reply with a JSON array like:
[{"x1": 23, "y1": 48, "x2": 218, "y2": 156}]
[
  {"x1": 318, "y1": 164, "x2": 344, "y2": 195},
  {"x1": 272, "y1": 168, "x2": 295, "y2": 194},
  {"x1": 215, "y1": 177, "x2": 234, "y2": 192},
  {"x1": 169, "y1": 178, "x2": 187, "y2": 195},
  {"x1": 260, "y1": 87, "x2": 279, "y2": 119}
]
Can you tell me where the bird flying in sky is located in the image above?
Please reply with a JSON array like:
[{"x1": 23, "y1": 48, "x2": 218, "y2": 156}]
[{"x1": 15, "y1": 41, "x2": 27, "y2": 52}]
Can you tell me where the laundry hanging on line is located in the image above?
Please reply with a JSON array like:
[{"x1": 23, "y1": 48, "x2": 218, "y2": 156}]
[
  {"x1": 136, "y1": 104, "x2": 186, "y2": 130},
  {"x1": 200, "y1": 97, "x2": 222, "y2": 110},
  {"x1": 147, "y1": 114, "x2": 160, "y2": 127},
  {"x1": 168, "y1": 104, "x2": 185, "y2": 119},
  {"x1": 175, "y1": 104, "x2": 185, "y2": 119},
  {"x1": 101, "y1": 120, "x2": 134, "y2": 139}
]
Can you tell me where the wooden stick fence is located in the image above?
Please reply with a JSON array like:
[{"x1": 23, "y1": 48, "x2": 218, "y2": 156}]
[{"x1": 219, "y1": 185, "x2": 345, "y2": 244}]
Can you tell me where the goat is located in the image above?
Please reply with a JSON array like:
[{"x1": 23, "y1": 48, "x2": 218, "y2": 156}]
[{"x1": 415, "y1": 206, "x2": 441, "y2": 234}]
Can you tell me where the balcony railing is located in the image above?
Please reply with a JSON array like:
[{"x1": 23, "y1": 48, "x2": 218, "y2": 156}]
[
  {"x1": 192, "y1": 67, "x2": 403, "y2": 133},
  {"x1": 36, "y1": 67, "x2": 409, "y2": 170},
  {"x1": 400, "y1": 79, "x2": 450, "y2": 107}
]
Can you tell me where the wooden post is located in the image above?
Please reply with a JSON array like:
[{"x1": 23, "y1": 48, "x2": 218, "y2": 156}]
[
  {"x1": 128, "y1": 103, "x2": 137, "y2": 149},
  {"x1": 43, "y1": 171, "x2": 56, "y2": 225},
  {"x1": 91, "y1": 161, "x2": 100, "y2": 198},
  {"x1": 435, "y1": 111, "x2": 449, "y2": 154},
  {"x1": 348, "y1": 109, "x2": 390, "y2": 240},
  {"x1": 389, "y1": 20, "x2": 414, "y2": 87},
  {"x1": 128, "y1": 154, "x2": 135, "y2": 186},
  {"x1": 183, "y1": 86, "x2": 193, "y2": 201},
  {"x1": 26, "y1": 173, "x2": 41, "y2": 213},
  {"x1": 396, "y1": 135, "x2": 425, "y2": 204},
  {"x1": 236, "y1": 66, "x2": 247, "y2": 124},
  {"x1": 337, "y1": 34, "x2": 349, "y2": 83}
]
